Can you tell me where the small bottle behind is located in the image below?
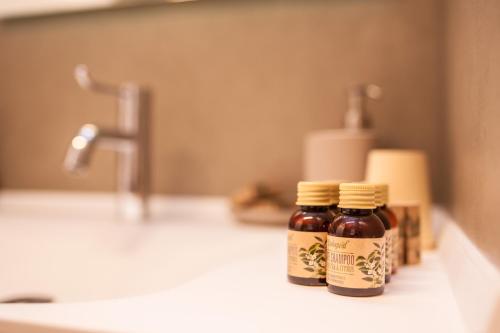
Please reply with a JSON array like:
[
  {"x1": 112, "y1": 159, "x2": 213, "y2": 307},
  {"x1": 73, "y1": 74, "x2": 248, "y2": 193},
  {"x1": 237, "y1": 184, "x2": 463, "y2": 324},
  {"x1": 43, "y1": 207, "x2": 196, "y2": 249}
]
[
  {"x1": 326, "y1": 183, "x2": 386, "y2": 296},
  {"x1": 374, "y1": 184, "x2": 392, "y2": 283},
  {"x1": 288, "y1": 181, "x2": 335, "y2": 286},
  {"x1": 321, "y1": 180, "x2": 341, "y2": 216},
  {"x1": 379, "y1": 184, "x2": 399, "y2": 274}
]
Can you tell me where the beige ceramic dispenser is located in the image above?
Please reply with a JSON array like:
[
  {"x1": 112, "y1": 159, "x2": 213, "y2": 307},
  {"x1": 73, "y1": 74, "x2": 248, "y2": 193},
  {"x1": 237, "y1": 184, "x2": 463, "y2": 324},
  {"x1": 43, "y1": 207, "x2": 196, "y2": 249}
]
[{"x1": 304, "y1": 84, "x2": 382, "y2": 181}]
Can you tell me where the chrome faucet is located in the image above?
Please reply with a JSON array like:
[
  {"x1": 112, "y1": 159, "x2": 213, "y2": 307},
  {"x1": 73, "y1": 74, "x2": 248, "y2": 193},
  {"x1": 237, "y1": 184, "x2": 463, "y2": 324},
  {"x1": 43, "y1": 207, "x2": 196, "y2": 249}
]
[{"x1": 64, "y1": 65, "x2": 151, "y2": 220}]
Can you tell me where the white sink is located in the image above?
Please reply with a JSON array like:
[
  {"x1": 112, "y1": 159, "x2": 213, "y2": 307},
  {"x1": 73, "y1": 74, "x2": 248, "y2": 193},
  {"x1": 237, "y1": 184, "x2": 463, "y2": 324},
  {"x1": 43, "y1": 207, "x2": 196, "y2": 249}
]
[
  {"x1": 0, "y1": 191, "x2": 282, "y2": 303},
  {"x1": 0, "y1": 192, "x2": 479, "y2": 333}
]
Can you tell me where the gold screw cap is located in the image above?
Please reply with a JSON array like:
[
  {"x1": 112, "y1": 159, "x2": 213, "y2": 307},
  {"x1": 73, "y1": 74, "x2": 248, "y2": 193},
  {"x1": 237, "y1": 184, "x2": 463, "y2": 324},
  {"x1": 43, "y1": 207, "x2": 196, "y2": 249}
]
[
  {"x1": 318, "y1": 180, "x2": 341, "y2": 205},
  {"x1": 372, "y1": 183, "x2": 389, "y2": 207},
  {"x1": 296, "y1": 181, "x2": 332, "y2": 206},
  {"x1": 338, "y1": 182, "x2": 377, "y2": 209}
]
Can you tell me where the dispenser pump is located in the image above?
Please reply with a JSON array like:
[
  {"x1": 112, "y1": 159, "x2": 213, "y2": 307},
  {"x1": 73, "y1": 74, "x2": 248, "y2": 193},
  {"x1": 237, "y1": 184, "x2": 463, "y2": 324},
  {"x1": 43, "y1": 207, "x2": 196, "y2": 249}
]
[{"x1": 344, "y1": 84, "x2": 383, "y2": 130}]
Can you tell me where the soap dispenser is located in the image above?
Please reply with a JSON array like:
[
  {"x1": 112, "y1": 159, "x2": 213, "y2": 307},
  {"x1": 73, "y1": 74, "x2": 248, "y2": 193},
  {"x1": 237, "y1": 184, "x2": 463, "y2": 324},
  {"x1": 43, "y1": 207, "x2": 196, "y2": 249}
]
[{"x1": 304, "y1": 84, "x2": 382, "y2": 181}]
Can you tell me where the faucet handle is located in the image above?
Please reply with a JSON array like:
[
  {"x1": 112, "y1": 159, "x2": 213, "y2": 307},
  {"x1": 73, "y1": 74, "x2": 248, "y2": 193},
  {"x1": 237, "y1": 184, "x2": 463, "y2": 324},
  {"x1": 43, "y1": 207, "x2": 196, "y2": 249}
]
[{"x1": 74, "y1": 64, "x2": 121, "y2": 96}]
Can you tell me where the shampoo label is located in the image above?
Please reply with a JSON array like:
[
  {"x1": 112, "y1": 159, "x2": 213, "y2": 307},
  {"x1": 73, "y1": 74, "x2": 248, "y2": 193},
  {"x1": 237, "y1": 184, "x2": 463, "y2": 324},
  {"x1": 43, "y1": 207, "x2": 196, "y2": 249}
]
[
  {"x1": 326, "y1": 236, "x2": 385, "y2": 289},
  {"x1": 287, "y1": 230, "x2": 327, "y2": 279}
]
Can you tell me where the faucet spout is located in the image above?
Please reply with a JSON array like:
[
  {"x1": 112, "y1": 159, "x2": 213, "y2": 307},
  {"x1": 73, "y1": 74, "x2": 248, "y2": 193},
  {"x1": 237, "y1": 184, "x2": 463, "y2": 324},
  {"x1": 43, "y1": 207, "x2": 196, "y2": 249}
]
[
  {"x1": 64, "y1": 124, "x2": 99, "y2": 174},
  {"x1": 64, "y1": 124, "x2": 135, "y2": 174}
]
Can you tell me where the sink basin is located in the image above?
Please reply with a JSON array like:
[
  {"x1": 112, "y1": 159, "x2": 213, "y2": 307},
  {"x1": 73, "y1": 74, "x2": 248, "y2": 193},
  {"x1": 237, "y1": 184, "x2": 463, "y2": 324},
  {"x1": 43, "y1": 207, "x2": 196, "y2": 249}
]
[
  {"x1": 0, "y1": 193, "x2": 475, "y2": 333},
  {"x1": 0, "y1": 191, "x2": 281, "y2": 303}
]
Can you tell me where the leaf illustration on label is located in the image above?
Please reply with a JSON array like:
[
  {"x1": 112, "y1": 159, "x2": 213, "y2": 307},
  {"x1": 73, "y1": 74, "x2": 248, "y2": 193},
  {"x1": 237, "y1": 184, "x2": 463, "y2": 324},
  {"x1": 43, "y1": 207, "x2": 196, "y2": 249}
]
[
  {"x1": 299, "y1": 239, "x2": 326, "y2": 277},
  {"x1": 355, "y1": 244, "x2": 384, "y2": 287}
]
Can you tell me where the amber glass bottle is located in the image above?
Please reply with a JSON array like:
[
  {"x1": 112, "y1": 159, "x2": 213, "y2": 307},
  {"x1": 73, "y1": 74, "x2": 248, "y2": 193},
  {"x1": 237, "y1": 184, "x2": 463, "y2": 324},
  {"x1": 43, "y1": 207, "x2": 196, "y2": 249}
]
[
  {"x1": 288, "y1": 181, "x2": 334, "y2": 286},
  {"x1": 327, "y1": 183, "x2": 385, "y2": 297},
  {"x1": 374, "y1": 184, "x2": 392, "y2": 283},
  {"x1": 379, "y1": 184, "x2": 399, "y2": 274}
]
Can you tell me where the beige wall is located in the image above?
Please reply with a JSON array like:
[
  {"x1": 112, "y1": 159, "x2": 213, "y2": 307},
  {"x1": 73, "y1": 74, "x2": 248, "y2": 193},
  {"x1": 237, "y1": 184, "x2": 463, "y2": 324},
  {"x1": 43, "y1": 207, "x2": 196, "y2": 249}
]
[
  {"x1": 0, "y1": 0, "x2": 496, "y2": 268},
  {"x1": 444, "y1": 0, "x2": 500, "y2": 267},
  {"x1": 0, "y1": 0, "x2": 444, "y2": 197}
]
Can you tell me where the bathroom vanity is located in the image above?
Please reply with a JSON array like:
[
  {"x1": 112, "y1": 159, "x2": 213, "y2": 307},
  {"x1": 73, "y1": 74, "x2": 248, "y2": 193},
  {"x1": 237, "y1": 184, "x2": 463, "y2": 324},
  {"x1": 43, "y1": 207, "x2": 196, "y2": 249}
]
[{"x1": 0, "y1": 191, "x2": 494, "y2": 333}]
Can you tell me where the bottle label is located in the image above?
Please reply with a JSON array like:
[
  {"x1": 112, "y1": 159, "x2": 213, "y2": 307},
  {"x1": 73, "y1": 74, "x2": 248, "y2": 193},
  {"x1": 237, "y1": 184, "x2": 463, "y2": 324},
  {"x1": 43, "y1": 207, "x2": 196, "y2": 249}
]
[
  {"x1": 326, "y1": 236, "x2": 385, "y2": 289},
  {"x1": 287, "y1": 230, "x2": 327, "y2": 279},
  {"x1": 392, "y1": 227, "x2": 399, "y2": 270},
  {"x1": 385, "y1": 231, "x2": 392, "y2": 276}
]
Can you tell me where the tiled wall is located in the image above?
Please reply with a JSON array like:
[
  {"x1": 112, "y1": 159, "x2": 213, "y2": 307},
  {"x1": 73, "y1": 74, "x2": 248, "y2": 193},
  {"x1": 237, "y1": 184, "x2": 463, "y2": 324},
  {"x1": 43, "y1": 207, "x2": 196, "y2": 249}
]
[
  {"x1": 0, "y1": 0, "x2": 444, "y2": 197},
  {"x1": 444, "y1": 0, "x2": 500, "y2": 267}
]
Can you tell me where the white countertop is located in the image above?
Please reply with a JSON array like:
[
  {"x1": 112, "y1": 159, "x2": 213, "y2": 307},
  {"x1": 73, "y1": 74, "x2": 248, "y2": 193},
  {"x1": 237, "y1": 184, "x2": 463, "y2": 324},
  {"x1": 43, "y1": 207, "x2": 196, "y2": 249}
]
[{"x1": 0, "y1": 191, "x2": 468, "y2": 333}]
